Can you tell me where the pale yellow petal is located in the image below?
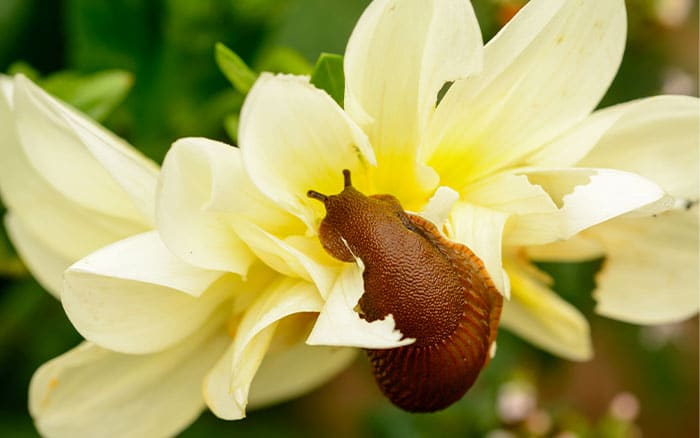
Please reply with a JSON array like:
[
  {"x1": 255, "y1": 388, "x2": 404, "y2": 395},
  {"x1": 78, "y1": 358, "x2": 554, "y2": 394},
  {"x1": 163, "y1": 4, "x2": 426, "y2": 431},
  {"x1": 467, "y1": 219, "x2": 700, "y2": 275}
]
[
  {"x1": 307, "y1": 264, "x2": 414, "y2": 349},
  {"x1": 530, "y1": 95, "x2": 699, "y2": 200},
  {"x1": 29, "y1": 308, "x2": 229, "y2": 438},
  {"x1": 501, "y1": 259, "x2": 592, "y2": 361},
  {"x1": 0, "y1": 76, "x2": 147, "y2": 266},
  {"x1": 448, "y1": 202, "x2": 510, "y2": 297},
  {"x1": 526, "y1": 235, "x2": 605, "y2": 263},
  {"x1": 4, "y1": 214, "x2": 69, "y2": 298},
  {"x1": 13, "y1": 75, "x2": 158, "y2": 225},
  {"x1": 505, "y1": 168, "x2": 667, "y2": 246},
  {"x1": 344, "y1": 0, "x2": 482, "y2": 203},
  {"x1": 248, "y1": 343, "x2": 356, "y2": 409},
  {"x1": 158, "y1": 138, "x2": 270, "y2": 274},
  {"x1": 590, "y1": 209, "x2": 699, "y2": 324},
  {"x1": 239, "y1": 73, "x2": 375, "y2": 230},
  {"x1": 63, "y1": 242, "x2": 235, "y2": 353},
  {"x1": 204, "y1": 278, "x2": 323, "y2": 419},
  {"x1": 425, "y1": 0, "x2": 627, "y2": 188}
]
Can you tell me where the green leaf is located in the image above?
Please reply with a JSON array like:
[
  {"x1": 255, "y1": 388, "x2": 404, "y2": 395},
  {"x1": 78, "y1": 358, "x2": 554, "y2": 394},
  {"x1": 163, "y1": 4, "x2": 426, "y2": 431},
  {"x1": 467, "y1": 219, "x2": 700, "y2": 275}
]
[
  {"x1": 215, "y1": 42, "x2": 258, "y2": 94},
  {"x1": 223, "y1": 113, "x2": 240, "y2": 143},
  {"x1": 41, "y1": 70, "x2": 133, "y2": 122},
  {"x1": 6, "y1": 61, "x2": 39, "y2": 81},
  {"x1": 310, "y1": 53, "x2": 344, "y2": 107},
  {"x1": 254, "y1": 46, "x2": 312, "y2": 75}
]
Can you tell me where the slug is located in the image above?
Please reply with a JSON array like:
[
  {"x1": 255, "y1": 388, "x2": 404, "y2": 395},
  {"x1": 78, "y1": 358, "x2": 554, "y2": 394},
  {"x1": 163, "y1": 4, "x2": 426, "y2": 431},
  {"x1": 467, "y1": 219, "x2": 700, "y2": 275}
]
[{"x1": 308, "y1": 170, "x2": 503, "y2": 412}]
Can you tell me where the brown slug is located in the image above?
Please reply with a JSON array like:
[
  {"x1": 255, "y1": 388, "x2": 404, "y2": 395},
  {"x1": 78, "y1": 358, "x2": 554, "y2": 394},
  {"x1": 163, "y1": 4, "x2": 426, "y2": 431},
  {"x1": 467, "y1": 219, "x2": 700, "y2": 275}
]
[{"x1": 308, "y1": 170, "x2": 503, "y2": 413}]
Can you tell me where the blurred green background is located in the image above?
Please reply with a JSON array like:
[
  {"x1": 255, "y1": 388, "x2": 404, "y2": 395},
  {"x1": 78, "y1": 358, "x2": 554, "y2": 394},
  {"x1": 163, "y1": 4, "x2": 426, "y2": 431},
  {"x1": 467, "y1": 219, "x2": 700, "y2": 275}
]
[{"x1": 0, "y1": 0, "x2": 698, "y2": 437}]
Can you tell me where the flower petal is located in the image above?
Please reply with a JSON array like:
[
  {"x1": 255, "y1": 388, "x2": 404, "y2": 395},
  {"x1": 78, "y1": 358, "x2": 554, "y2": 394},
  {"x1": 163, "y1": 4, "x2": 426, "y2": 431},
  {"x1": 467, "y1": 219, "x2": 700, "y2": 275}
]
[
  {"x1": 589, "y1": 209, "x2": 699, "y2": 324},
  {"x1": 157, "y1": 137, "x2": 282, "y2": 274},
  {"x1": 29, "y1": 308, "x2": 229, "y2": 438},
  {"x1": 248, "y1": 343, "x2": 356, "y2": 409},
  {"x1": 526, "y1": 235, "x2": 605, "y2": 263},
  {"x1": 3, "y1": 214, "x2": 69, "y2": 298},
  {"x1": 0, "y1": 77, "x2": 147, "y2": 266},
  {"x1": 505, "y1": 168, "x2": 667, "y2": 246},
  {"x1": 448, "y1": 202, "x2": 510, "y2": 297},
  {"x1": 463, "y1": 171, "x2": 557, "y2": 215},
  {"x1": 425, "y1": 0, "x2": 627, "y2": 188},
  {"x1": 233, "y1": 219, "x2": 339, "y2": 298},
  {"x1": 62, "y1": 234, "x2": 234, "y2": 354},
  {"x1": 204, "y1": 278, "x2": 323, "y2": 419},
  {"x1": 529, "y1": 95, "x2": 700, "y2": 200},
  {"x1": 344, "y1": 0, "x2": 482, "y2": 202},
  {"x1": 239, "y1": 73, "x2": 375, "y2": 230},
  {"x1": 501, "y1": 259, "x2": 592, "y2": 361},
  {"x1": 13, "y1": 74, "x2": 158, "y2": 225},
  {"x1": 307, "y1": 264, "x2": 414, "y2": 349}
]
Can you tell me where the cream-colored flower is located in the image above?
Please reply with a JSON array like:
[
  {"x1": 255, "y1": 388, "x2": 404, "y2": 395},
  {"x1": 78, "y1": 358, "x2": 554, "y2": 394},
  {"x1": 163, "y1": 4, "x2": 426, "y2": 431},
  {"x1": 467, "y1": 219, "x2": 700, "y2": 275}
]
[{"x1": 1, "y1": 0, "x2": 697, "y2": 436}]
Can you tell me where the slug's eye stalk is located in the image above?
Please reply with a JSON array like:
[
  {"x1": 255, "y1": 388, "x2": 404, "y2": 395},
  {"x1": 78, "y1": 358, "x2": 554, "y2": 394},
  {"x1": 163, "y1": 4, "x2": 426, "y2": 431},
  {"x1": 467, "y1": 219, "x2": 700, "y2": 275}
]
[
  {"x1": 343, "y1": 169, "x2": 352, "y2": 188},
  {"x1": 307, "y1": 190, "x2": 327, "y2": 203}
]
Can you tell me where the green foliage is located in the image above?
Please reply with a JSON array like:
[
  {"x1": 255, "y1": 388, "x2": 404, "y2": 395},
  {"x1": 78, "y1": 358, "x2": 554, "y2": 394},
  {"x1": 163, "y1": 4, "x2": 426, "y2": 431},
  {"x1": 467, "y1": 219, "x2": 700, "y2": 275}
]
[
  {"x1": 215, "y1": 42, "x2": 258, "y2": 94},
  {"x1": 310, "y1": 53, "x2": 345, "y2": 106}
]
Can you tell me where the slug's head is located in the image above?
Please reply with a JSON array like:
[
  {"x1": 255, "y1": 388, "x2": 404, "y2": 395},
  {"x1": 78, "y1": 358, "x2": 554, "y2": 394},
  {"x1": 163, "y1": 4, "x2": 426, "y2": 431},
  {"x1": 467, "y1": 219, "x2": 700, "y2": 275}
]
[{"x1": 307, "y1": 169, "x2": 404, "y2": 262}]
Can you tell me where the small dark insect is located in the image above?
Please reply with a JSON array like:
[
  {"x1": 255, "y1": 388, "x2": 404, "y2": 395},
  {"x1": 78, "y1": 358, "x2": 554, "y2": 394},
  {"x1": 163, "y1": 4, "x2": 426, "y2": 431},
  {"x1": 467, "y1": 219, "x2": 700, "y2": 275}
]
[{"x1": 308, "y1": 170, "x2": 503, "y2": 412}]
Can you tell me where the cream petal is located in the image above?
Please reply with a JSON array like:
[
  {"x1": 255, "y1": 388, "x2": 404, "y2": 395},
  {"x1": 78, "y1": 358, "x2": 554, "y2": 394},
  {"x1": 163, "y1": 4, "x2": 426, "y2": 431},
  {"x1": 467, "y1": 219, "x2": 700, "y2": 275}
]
[
  {"x1": 463, "y1": 171, "x2": 558, "y2": 215},
  {"x1": 0, "y1": 77, "x2": 147, "y2": 266},
  {"x1": 307, "y1": 264, "x2": 414, "y2": 349},
  {"x1": 526, "y1": 235, "x2": 605, "y2": 263},
  {"x1": 29, "y1": 308, "x2": 229, "y2": 438},
  {"x1": 501, "y1": 259, "x2": 592, "y2": 361},
  {"x1": 425, "y1": 0, "x2": 627, "y2": 188},
  {"x1": 63, "y1": 240, "x2": 235, "y2": 353},
  {"x1": 529, "y1": 95, "x2": 700, "y2": 200},
  {"x1": 344, "y1": 0, "x2": 482, "y2": 201},
  {"x1": 239, "y1": 73, "x2": 375, "y2": 230},
  {"x1": 447, "y1": 202, "x2": 510, "y2": 297},
  {"x1": 204, "y1": 278, "x2": 323, "y2": 419},
  {"x1": 232, "y1": 219, "x2": 339, "y2": 298},
  {"x1": 13, "y1": 75, "x2": 158, "y2": 225},
  {"x1": 248, "y1": 343, "x2": 356, "y2": 409},
  {"x1": 505, "y1": 168, "x2": 667, "y2": 246},
  {"x1": 157, "y1": 138, "x2": 272, "y2": 275},
  {"x1": 589, "y1": 209, "x2": 699, "y2": 324},
  {"x1": 4, "y1": 214, "x2": 69, "y2": 298}
]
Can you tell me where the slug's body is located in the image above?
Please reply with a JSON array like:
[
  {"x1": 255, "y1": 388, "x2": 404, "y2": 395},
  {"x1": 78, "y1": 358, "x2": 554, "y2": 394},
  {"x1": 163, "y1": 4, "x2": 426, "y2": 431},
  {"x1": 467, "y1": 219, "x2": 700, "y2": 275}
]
[{"x1": 308, "y1": 171, "x2": 503, "y2": 412}]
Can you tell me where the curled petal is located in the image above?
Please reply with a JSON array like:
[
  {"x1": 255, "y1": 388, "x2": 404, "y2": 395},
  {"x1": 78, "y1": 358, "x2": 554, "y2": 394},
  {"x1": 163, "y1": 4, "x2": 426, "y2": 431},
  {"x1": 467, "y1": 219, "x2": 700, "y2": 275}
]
[
  {"x1": 63, "y1": 232, "x2": 234, "y2": 354},
  {"x1": 239, "y1": 74, "x2": 375, "y2": 230},
  {"x1": 505, "y1": 168, "x2": 667, "y2": 246},
  {"x1": 204, "y1": 278, "x2": 323, "y2": 419},
  {"x1": 307, "y1": 264, "x2": 414, "y2": 349},
  {"x1": 29, "y1": 308, "x2": 230, "y2": 438}
]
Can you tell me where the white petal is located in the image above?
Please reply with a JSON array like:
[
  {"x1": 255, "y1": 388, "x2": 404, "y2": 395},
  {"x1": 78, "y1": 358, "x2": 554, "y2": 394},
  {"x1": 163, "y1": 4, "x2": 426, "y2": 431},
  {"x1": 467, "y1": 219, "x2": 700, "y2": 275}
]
[
  {"x1": 526, "y1": 235, "x2": 605, "y2": 262},
  {"x1": 29, "y1": 308, "x2": 230, "y2": 438},
  {"x1": 506, "y1": 168, "x2": 667, "y2": 246},
  {"x1": 501, "y1": 260, "x2": 592, "y2": 361},
  {"x1": 463, "y1": 171, "x2": 557, "y2": 215},
  {"x1": 248, "y1": 343, "x2": 356, "y2": 409},
  {"x1": 63, "y1": 237, "x2": 234, "y2": 353},
  {"x1": 529, "y1": 95, "x2": 700, "y2": 200},
  {"x1": 13, "y1": 75, "x2": 158, "y2": 225},
  {"x1": 344, "y1": 0, "x2": 482, "y2": 200},
  {"x1": 157, "y1": 138, "x2": 275, "y2": 274},
  {"x1": 424, "y1": 0, "x2": 627, "y2": 188},
  {"x1": 448, "y1": 202, "x2": 510, "y2": 297},
  {"x1": 233, "y1": 219, "x2": 340, "y2": 298},
  {"x1": 417, "y1": 186, "x2": 459, "y2": 228},
  {"x1": 0, "y1": 77, "x2": 147, "y2": 266},
  {"x1": 4, "y1": 214, "x2": 69, "y2": 298},
  {"x1": 307, "y1": 264, "x2": 414, "y2": 349},
  {"x1": 590, "y1": 210, "x2": 699, "y2": 324},
  {"x1": 204, "y1": 278, "x2": 323, "y2": 419},
  {"x1": 239, "y1": 73, "x2": 375, "y2": 230}
]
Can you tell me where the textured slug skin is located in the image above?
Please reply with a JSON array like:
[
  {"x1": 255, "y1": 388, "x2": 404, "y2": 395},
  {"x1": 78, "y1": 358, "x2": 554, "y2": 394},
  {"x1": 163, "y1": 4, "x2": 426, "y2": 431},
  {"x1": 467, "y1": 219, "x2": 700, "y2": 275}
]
[{"x1": 309, "y1": 172, "x2": 503, "y2": 413}]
